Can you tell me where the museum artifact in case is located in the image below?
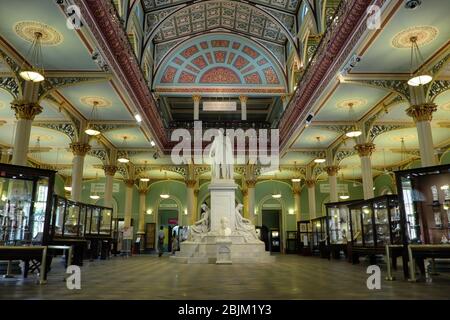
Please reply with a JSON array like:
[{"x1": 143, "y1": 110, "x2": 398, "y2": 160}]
[
  {"x1": 348, "y1": 195, "x2": 402, "y2": 263},
  {"x1": 0, "y1": 164, "x2": 55, "y2": 246},
  {"x1": 325, "y1": 199, "x2": 362, "y2": 258},
  {"x1": 297, "y1": 220, "x2": 312, "y2": 255},
  {"x1": 311, "y1": 216, "x2": 329, "y2": 258},
  {"x1": 285, "y1": 231, "x2": 297, "y2": 254},
  {"x1": 395, "y1": 164, "x2": 450, "y2": 244}
]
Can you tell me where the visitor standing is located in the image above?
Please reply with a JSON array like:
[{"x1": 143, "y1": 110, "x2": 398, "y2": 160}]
[{"x1": 158, "y1": 226, "x2": 165, "y2": 257}]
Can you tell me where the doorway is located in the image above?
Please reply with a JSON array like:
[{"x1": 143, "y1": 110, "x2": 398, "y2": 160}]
[{"x1": 262, "y1": 210, "x2": 281, "y2": 252}]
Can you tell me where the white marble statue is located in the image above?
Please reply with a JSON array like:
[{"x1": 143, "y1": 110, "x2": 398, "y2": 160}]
[
  {"x1": 219, "y1": 217, "x2": 232, "y2": 237},
  {"x1": 234, "y1": 203, "x2": 259, "y2": 241},
  {"x1": 188, "y1": 203, "x2": 210, "y2": 240},
  {"x1": 209, "y1": 129, "x2": 234, "y2": 180}
]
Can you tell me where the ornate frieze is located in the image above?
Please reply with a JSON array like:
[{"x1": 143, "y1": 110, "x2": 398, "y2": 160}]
[
  {"x1": 428, "y1": 80, "x2": 449, "y2": 102},
  {"x1": 34, "y1": 122, "x2": 76, "y2": 141},
  {"x1": 369, "y1": 124, "x2": 405, "y2": 142},
  {"x1": 335, "y1": 150, "x2": 356, "y2": 163},
  {"x1": 88, "y1": 149, "x2": 108, "y2": 162},
  {"x1": 0, "y1": 77, "x2": 20, "y2": 98}
]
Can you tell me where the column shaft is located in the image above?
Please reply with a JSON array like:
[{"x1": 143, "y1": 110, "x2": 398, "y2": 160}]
[
  {"x1": 416, "y1": 119, "x2": 436, "y2": 167},
  {"x1": 71, "y1": 155, "x2": 85, "y2": 202},
  {"x1": 248, "y1": 187, "x2": 255, "y2": 223},
  {"x1": 294, "y1": 191, "x2": 301, "y2": 221},
  {"x1": 193, "y1": 95, "x2": 201, "y2": 120},
  {"x1": 12, "y1": 119, "x2": 33, "y2": 166},
  {"x1": 329, "y1": 175, "x2": 338, "y2": 203},
  {"x1": 240, "y1": 96, "x2": 248, "y2": 121},
  {"x1": 187, "y1": 185, "x2": 195, "y2": 224},
  {"x1": 307, "y1": 185, "x2": 316, "y2": 219},
  {"x1": 138, "y1": 191, "x2": 146, "y2": 234},
  {"x1": 124, "y1": 180, "x2": 134, "y2": 228},
  {"x1": 361, "y1": 156, "x2": 374, "y2": 199}
]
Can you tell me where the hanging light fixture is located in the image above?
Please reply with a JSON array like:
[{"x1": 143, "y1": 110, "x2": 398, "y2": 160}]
[
  {"x1": 339, "y1": 173, "x2": 350, "y2": 200},
  {"x1": 85, "y1": 101, "x2": 101, "y2": 136},
  {"x1": 345, "y1": 103, "x2": 362, "y2": 138},
  {"x1": 407, "y1": 36, "x2": 432, "y2": 87},
  {"x1": 314, "y1": 137, "x2": 326, "y2": 163},
  {"x1": 160, "y1": 172, "x2": 170, "y2": 198},
  {"x1": 20, "y1": 31, "x2": 45, "y2": 82},
  {"x1": 400, "y1": 137, "x2": 407, "y2": 163},
  {"x1": 117, "y1": 136, "x2": 130, "y2": 163}
]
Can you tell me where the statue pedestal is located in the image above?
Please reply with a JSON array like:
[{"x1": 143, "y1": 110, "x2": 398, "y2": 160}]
[{"x1": 208, "y1": 179, "x2": 237, "y2": 233}]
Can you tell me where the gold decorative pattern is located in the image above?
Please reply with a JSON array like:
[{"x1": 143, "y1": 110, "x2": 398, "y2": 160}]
[
  {"x1": 70, "y1": 142, "x2": 91, "y2": 156},
  {"x1": 246, "y1": 179, "x2": 257, "y2": 188},
  {"x1": 192, "y1": 95, "x2": 201, "y2": 103},
  {"x1": 14, "y1": 21, "x2": 63, "y2": 46},
  {"x1": 337, "y1": 98, "x2": 367, "y2": 109},
  {"x1": 11, "y1": 100, "x2": 42, "y2": 120},
  {"x1": 124, "y1": 179, "x2": 135, "y2": 187},
  {"x1": 185, "y1": 179, "x2": 197, "y2": 188},
  {"x1": 80, "y1": 96, "x2": 112, "y2": 108},
  {"x1": 406, "y1": 103, "x2": 437, "y2": 122},
  {"x1": 325, "y1": 165, "x2": 340, "y2": 176},
  {"x1": 239, "y1": 95, "x2": 248, "y2": 104},
  {"x1": 103, "y1": 165, "x2": 118, "y2": 176},
  {"x1": 391, "y1": 26, "x2": 438, "y2": 49},
  {"x1": 305, "y1": 179, "x2": 315, "y2": 188},
  {"x1": 354, "y1": 143, "x2": 375, "y2": 157}
]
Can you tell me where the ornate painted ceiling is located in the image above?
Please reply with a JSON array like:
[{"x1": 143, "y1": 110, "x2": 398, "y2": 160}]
[
  {"x1": 154, "y1": 33, "x2": 286, "y2": 95},
  {"x1": 0, "y1": 0, "x2": 449, "y2": 184}
]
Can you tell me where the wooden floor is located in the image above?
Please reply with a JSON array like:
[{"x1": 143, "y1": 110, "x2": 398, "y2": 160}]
[{"x1": 1, "y1": 254, "x2": 449, "y2": 300}]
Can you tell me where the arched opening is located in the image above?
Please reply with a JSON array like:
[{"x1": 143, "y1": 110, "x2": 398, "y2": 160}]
[{"x1": 258, "y1": 196, "x2": 286, "y2": 253}]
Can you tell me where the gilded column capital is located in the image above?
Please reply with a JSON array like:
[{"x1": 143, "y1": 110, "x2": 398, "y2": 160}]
[
  {"x1": 70, "y1": 142, "x2": 91, "y2": 156},
  {"x1": 305, "y1": 179, "x2": 316, "y2": 188},
  {"x1": 281, "y1": 94, "x2": 292, "y2": 103},
  {"x1": 138, "y1": 187, "x2": 149, "y2": 195},
  {"x1": 103, "y1": 165, "x2": 118, "y2": 176},
  {"x1": 406, "y1": 103, "x2": 437, "y2": 123},
  {"x1": 239, "y1": 95, "x2": 248, "y2": 104},
  {"x1": 11, "y1": 100, "x2": 42, "y2": 120},
  {"x1": 185, "y1": 179, "x2": 197, "y2": 188},
  {"x1": 293, "y1": 187, "x2": 301, "y2": 195},
  {"x1": 354, "y1": 143, "x2": 375, "y2": 157},
  {"x1": 246, "y1": 179, "x2": 257, "y2": 188},
  {"x1": 192, "y1": 95, "x2": 201, "y2": 103},
  {"x1": 124, "y1": 179, "x2": 135, "y2": 188},
  {"x1": 325, "y1": 165, "x2": 340, "y2": 176}
]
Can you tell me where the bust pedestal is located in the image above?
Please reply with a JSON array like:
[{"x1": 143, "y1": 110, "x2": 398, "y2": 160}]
[{"x1": 208, "y1": 179, "x2": 237, "y2": 233}]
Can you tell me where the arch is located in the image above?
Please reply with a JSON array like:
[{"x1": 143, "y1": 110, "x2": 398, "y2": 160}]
[
  {"x1": 152, "y1": 194, "x2": 183, "y2": 248},
  {"x1": 143, "y1": 0, "x2": 299, "y2": 62},
  {"x1": 153, "y1": 32, "x2": 287, "y2": 94}
]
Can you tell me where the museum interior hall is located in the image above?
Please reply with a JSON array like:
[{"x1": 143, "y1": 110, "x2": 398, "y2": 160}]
[{"x1": 0, "y1": 0, "x2": 449, "y2": 300}]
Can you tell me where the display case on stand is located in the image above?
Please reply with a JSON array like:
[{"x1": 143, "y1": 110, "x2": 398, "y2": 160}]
[
  {"x1": 348, "y1": 195, "x2": 402, "y2": 264},
  {"x1": 311, "y1": 216, "x2": 329, "y2": 258},
  {"x1": 325, "y1": 199, "x2": 362, "y2": 259},
  {"x1": 297, "y1": 220, "x2": 312, "y2": 255}
]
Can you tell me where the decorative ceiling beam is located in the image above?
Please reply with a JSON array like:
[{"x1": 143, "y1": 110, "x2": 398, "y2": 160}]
[{"x1": 33, "y1": 121, "x2": 77, "y2": 142}]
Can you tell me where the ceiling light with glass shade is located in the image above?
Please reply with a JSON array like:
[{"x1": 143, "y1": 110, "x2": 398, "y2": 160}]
[
  {"x1": 314, "y1": 137, "x2": 326, "y2": 163},
  {"x1": 345, "y1": 103, "x2": 362, "y2": 138},
  {"x1": 20, "y1": 31, "x2": 45, "y2": 82},
  {"x1": 117, "y1": 136, "x2": 130, "y2": 163},
  {"x1": 85, "y1": 101, "x2": 101, "y2": 136},
  {"x1": 407, "y1": 36, "x2": 432, "y2": 87}
]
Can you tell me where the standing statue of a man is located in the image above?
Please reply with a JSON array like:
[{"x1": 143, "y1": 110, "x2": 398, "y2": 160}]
[{"x1": 209, "y1": 129, "x2": 234, "y2": 180}]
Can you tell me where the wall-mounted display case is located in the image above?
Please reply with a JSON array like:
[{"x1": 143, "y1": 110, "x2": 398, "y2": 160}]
[
  {"x1": 325, "y1": 199, "x2": 362, "y2": 258},
  {"x1": 297, "y1": 220, "x2": 312, "y2": 255},
  {"x1": 0, "y1": 164, "x2": 55, "y2": 246},
  {"x1": 395, "y1": 164, "x2": 450, "y2": 244}
]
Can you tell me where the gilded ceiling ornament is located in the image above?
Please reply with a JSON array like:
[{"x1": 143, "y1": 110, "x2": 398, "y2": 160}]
[
  {"x1": 80, "y1": 96, "x2": 112, "y2": 108},
  {"x1": 336, "y1": 98, "x2": 367, "y2": 109},
  {"x1": 325, "y1": 165, "x2": 340, "y2": 176},
  {"x1": 391, "y1": 26, "x2": 438, "y2": 49},
  {"x1": 305, "y1": 179, "x2": 316, "y2": 188},
  {"x1": 406, "y1": 103, "x2": 437, "y2": 122},
  {"x1": 354, "y1": 143, "x2": 376, "y2": 157},
  {"x1": 14, "y1": 21, "x2": 63, "y2": 46},
  {"x1": 70, "y1": 142, "x2": 91, "y2": 156},
  {"x1": 11, "y1": 100, "x2": 43, "y2": 120}
]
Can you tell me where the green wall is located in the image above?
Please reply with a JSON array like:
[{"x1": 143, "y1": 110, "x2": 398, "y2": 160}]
[
  {"x1": 441, "y1": 150, "x2": 450, "y2": 164},
  {"x1": 374, "y1": 173, "x2": 396, "y2": 196}
]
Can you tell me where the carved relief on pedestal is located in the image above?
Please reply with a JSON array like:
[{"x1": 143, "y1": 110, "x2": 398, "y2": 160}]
[
  {"x1": 70, "y1": 142, "x2": 91, "y2": 156},
  {"x1": 11, "y1": 100, "x2": 42, "y2": 120},
  {"x1": 354, "y1": 143, "x2": 375, "y2": 157},
  {"x1": 406, "y1": 103, "x2": 437, "y2": 123}
]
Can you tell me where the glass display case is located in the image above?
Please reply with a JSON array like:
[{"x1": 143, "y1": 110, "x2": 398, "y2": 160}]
[
  {"x1": 325, "y1": 199, "x2": 362, "y2": 244},
  {"x1": 395, "y1": 164, "x2": 450, "y2": 244},
  {"x1": 311, "y1": 216, "x2": 328, "y2": 257},
  {"x1": 269, "y1": 229, "x2": 280, "y2": 252},
  {"x1": 297, "y1": 220, "x2": 312, "y2": 255},
  {"x1": 285, "y1": 231, "x2": 297, "y2": 254},
  {"x1": 0, "y1": 164, "x2": 55, "y2": 246},
  {"x1": 348, "y1": 195, "x2": 401, "y2": 248},
  {"x1": 50, "y1": 195, "x2": 113, "y2": 240}
]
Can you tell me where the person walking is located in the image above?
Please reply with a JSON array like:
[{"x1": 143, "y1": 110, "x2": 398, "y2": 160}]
[{"x1": 158, "y1": 226, "x2": 165, "y2": 257}]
